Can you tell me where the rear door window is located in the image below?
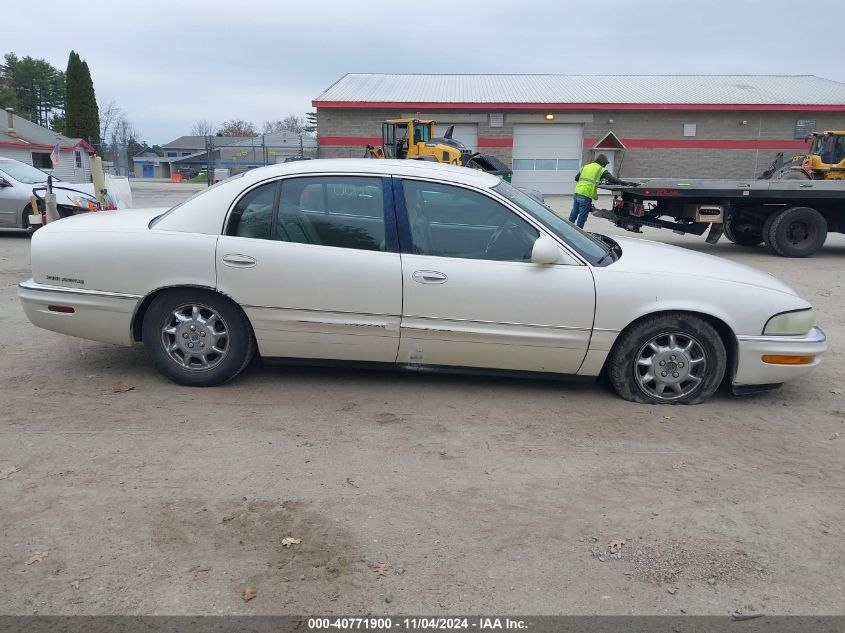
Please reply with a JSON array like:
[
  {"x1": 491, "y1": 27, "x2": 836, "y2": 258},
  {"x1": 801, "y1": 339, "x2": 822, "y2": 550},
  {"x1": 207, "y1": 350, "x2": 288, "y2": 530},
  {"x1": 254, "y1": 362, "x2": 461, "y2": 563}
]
[
  {"x1": 276, "y1": 176, "x2": 386, "y2": 251},
  {"x1": 225, "y1": 182, "x2": 278, "y2": 239}
]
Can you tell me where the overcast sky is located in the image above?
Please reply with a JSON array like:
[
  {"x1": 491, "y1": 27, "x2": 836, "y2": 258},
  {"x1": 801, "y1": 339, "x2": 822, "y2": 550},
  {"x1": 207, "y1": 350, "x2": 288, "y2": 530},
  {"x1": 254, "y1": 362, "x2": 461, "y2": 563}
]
[{"x1": 7, "y1": 0, "x2": 845, "y2": 144}]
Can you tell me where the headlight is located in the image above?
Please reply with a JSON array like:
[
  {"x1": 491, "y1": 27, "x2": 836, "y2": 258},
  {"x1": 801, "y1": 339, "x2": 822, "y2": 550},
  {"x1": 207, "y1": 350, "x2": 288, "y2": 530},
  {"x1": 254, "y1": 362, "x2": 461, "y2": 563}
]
[
  {"x1": 68, "y1": 195, "x2": 99, "y2": 211},
  {"x1": 763, "y1": 309, "x2": 815, "y2": 335}
]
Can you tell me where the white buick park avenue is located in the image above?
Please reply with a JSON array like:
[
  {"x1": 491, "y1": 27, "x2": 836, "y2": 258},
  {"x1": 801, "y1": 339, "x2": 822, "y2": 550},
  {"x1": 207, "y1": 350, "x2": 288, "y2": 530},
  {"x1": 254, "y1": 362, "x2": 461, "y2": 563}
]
[{"x1": 18, "y1": 160, "x2": 825, "y2": 404}]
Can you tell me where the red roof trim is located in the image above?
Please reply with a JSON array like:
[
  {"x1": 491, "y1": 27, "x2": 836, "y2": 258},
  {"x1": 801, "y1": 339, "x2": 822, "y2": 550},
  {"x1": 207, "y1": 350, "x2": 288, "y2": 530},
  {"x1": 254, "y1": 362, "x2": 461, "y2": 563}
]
[
  {"x1": 313, "y1": 100, "x2": 845, "y2": 112},
  {"x1": 0, "y1": 139, "x2": 95, "y2": 153}
]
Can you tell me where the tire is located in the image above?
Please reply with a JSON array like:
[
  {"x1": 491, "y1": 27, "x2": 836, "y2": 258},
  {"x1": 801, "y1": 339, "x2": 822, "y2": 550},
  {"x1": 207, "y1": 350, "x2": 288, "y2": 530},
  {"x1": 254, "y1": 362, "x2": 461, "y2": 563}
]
[
  {"x1": 607, "y1": 313, "x2": 726, "y2": 405},
  {"x1": 22, "y1": 206, "x2": 39, "y2": 236},
  {"x1": 775, "y1": 169, "x2": 810, "y2": 181},
  {"x1": 765, "y1": 206, "x2": 827, "y2": 258},
  {"x1": 723, "y1": 218, "x2": 763, "y2": 246},
  {"x1": 142, "y1": 288, "x2": 255, "y2": 386},
  {"x1": 761, "y1": 213, "x2": 777, "y2": 251}
]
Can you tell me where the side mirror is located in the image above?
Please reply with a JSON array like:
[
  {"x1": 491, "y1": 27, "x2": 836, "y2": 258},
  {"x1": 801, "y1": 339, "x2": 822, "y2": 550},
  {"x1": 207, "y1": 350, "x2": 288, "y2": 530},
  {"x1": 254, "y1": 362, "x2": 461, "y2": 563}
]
[
  {"x1": 0, "y1": 179, "x2": 10, "y2": 188},
  {"x1": 531, "y1": 235, "x2": 561, "y2": 265}
]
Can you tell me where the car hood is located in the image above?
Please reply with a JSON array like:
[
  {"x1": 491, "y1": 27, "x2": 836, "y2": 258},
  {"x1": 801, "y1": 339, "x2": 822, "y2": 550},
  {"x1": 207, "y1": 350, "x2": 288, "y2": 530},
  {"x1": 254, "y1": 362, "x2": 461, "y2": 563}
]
[
  {"x1": 606, "y1": 235, "x2": 799, "y2": 296},
  {"x1": 52, "y1": 182, "x2": 96, "y2": 204},
  {"x1": 38, "y1": 207, "x2": 168, "y2": 233}
]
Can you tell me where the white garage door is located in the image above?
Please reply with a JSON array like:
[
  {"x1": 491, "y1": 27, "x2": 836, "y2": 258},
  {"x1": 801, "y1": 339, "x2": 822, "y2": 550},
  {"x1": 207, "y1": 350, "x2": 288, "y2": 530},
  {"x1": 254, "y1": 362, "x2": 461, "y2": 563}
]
[
  {"x1": 433, "y1": 122, "x2": 478, "y2": 152},
  {"x1": 511, "y1": 124, "x2": 583, "y2": 194}
]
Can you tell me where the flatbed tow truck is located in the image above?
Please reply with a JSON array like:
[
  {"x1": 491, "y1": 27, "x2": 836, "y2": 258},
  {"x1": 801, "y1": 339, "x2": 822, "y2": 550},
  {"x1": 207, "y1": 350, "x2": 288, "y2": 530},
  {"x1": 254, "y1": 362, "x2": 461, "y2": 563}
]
[{"x1": 594, "y1": 178, "x2": 845, "y2": 257}]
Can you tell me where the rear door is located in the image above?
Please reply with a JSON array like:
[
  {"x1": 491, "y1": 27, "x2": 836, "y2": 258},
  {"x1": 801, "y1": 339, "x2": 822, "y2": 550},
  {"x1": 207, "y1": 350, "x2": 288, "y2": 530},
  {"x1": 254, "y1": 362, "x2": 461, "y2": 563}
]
[
  {"x1": 395, "y1": 178, "x2": 595, "y2": 374},
  {"x1": 216, "y1": 175, "x2": 403, "y2": 362}
]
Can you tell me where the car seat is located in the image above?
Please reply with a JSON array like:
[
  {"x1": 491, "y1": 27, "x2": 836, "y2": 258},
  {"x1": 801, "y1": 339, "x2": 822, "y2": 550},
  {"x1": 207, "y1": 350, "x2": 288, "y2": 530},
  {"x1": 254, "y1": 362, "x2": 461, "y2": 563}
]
[{"x1": 277, "y1": 202, "x2": 322, "y2": 245}]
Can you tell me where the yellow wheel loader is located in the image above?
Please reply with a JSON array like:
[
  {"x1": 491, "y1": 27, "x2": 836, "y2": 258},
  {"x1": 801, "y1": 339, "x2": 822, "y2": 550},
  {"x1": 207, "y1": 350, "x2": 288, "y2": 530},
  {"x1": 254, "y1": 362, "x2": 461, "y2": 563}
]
[
  {"x1": 765, "y1": 131, "x2": 845, "y2": 181},
  {"x1": 365, "y1": 118, "x2": 513, "y2": 181}
]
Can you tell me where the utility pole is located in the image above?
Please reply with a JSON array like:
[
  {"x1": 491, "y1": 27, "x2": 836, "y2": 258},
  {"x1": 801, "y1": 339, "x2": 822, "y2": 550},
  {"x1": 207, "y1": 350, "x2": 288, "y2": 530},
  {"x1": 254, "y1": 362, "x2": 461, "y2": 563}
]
[{"x1": 205, "y1": 135, "x2": 215, "y2": 187}]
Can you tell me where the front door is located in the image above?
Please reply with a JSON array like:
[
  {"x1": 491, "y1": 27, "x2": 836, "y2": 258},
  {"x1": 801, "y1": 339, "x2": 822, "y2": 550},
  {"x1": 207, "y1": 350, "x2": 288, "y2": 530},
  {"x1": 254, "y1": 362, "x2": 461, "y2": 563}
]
[
  {"x1": 0, "y1": 177, "x2": 20, "y2": 227},
  {"x1": 396, "y1": 178, "x2": 595, "y2": 374},
  {"x1": 215, "y1": 175, "x2": 402, "y2": 362}
]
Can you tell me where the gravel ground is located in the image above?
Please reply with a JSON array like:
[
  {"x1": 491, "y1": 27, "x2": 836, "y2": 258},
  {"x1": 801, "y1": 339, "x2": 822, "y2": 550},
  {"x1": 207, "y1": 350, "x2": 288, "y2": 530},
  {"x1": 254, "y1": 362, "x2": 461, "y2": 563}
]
[{"x1": 0, "y1": 180, "x2": 843, "y2": 616}]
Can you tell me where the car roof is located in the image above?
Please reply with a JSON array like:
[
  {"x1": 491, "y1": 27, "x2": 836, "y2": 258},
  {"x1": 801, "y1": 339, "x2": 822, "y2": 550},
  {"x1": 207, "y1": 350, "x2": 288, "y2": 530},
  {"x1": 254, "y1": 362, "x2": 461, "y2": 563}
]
[{"x1": 237, "y1": 158, "x2": 501, "y2": 189}]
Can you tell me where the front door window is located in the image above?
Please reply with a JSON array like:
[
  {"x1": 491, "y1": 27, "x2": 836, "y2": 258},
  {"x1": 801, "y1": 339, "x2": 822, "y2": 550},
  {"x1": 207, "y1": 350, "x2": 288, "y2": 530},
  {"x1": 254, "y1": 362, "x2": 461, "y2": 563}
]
[{"x1": 401, "y1": 180, "x2": 538, "y2": 262}]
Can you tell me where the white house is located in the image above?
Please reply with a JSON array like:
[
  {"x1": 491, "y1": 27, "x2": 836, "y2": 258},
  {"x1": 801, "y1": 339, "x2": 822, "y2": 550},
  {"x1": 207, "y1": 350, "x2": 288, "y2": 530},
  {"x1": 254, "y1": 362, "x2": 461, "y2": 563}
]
[{"x1": 1, "y1": 107, "x2": 94, "y2": 183}]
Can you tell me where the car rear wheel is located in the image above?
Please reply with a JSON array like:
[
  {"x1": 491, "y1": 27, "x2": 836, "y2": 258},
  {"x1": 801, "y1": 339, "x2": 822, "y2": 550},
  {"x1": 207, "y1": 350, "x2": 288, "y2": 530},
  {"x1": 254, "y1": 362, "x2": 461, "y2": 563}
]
[
  {"x1": 607, "y1": 313, "x2": 726, "y2": 405},
  {"x1": 142, "y1": 289, "x2": 255, "y2": 386}
]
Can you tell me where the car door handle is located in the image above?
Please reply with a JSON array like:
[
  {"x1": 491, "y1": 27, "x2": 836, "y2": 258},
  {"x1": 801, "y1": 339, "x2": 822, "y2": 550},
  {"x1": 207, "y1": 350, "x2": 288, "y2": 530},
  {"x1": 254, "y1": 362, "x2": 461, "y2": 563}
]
[
  {"x1": 221, "y1": 254, "x2": 257, "y2": 267},
  {"x1": 412, "y1": 270, "x2": 448, "y2": 284}
]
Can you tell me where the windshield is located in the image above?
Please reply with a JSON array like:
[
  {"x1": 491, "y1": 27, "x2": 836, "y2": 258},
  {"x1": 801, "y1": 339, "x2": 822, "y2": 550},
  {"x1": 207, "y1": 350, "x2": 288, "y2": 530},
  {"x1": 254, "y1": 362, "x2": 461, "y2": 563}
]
[
  {"x1": 149, "y1": 172, "x2": 246, "y2": 227},
  {"x1": 811, "y1": 134, "x2": 845, "y2": 165},
  {"x1": 0, "y1": 159, "x2": 62, "y2": 184},
  {"x1": 492, "y1": 180, "x2": 611, "y2": 264}
]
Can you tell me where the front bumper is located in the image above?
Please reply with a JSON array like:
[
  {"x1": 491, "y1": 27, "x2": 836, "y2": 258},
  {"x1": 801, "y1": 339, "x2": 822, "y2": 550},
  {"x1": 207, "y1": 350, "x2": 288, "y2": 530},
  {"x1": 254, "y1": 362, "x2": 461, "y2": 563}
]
[
  {"x1": 733, "y1": 326, "x2": 826, "y2": 386},
  {"x1": 18, "y1": 279, "x2": 139, "y2": 346}
]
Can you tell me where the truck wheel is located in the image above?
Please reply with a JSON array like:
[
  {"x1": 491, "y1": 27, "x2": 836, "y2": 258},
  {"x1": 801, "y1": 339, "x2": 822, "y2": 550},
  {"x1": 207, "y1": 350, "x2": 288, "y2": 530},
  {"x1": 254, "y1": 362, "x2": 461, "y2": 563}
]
[
  {"x1": 723, "y1": 218, "x2": 762, "y2": 246},
  {"x1": 765, "y1": 206, "x2": 827, "y2": 257},
  {"x1": 761, "y1": 213, "x2": 777, "y2": 247},
  {"x1": 607, "y1": 313, "x2": 726, "y2": 405}
]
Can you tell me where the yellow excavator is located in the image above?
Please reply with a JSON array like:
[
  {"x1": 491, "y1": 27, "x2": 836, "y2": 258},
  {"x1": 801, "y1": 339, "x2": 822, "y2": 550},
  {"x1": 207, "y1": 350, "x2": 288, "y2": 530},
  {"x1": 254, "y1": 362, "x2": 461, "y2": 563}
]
[
  {"x1": 765, "y1": 130, "x2": 845, "y2": 180},
  {"x1": 365, "y1": 118, "x2": 512, "y2": 180}
]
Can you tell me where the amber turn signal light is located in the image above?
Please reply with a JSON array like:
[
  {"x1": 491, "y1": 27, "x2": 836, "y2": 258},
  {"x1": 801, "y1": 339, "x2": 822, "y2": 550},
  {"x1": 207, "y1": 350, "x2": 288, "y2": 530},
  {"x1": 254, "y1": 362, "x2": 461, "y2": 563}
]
[{"x1": 761, "y1": 355, "x2": 815, "y2": 365}]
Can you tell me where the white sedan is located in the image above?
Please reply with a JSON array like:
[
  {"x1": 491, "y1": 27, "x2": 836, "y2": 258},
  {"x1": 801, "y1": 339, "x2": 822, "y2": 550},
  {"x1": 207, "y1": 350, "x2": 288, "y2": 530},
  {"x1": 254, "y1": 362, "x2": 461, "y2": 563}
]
[{"x1": 18, "y1": 160, "x2": 826, "y2": 404}]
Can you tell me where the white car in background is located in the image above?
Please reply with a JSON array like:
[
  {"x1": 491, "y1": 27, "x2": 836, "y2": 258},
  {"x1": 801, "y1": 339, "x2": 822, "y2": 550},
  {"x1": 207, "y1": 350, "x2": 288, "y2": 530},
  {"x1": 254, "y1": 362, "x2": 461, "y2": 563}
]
[
  {"x1": 0, "y1": 157, "x2": 98, "y2": 232},
  {"x1": 18, "y1": 159, "x2": 825, "y2": 404}
]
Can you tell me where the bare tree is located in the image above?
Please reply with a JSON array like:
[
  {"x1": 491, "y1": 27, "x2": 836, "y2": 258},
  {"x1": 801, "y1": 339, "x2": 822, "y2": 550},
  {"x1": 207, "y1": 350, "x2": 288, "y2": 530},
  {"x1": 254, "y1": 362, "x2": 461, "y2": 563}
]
[
  {"x1": 262, "y1": 119, "x2": 285, "y2": 134},
  {"x1": 99, "y1": 99, "x2": 124, "y2": 144},
  {"x1": 191, "y1": 119, "x2": 215, "y2": 136},
  {"x1": 282, "y1": 115, "x2": 305, "y2": 135},
  {"x1": 262, "y1": 116, "x2": 308, "y2": 135},
  {"x1": 96, "y1": 99, "x2": 139, "y2": 175},
  {"x1": 217, "y1": 118, "x2": 257, "y2": 137},
  {"x1": 111, "y1": 116, "x2": 136, "y2": 146}
]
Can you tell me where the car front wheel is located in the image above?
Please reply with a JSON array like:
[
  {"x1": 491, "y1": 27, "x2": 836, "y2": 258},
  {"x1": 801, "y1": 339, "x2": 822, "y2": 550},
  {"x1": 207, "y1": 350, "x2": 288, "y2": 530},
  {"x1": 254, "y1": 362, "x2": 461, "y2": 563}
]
[
  {"x1": 142, "y1": 289, "x2": 255, "y2": 386},
  {"x1": 607, "y1": 313, "x2": 726, "y2": 405},
  {"x1": 22, "y1": 206, "x2": 39, "y2": 235}
]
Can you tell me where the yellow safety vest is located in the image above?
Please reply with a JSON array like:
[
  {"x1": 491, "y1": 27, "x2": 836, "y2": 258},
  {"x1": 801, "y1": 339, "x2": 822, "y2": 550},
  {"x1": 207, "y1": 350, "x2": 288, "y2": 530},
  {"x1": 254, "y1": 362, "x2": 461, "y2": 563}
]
[{"x1": 574, "y1": 162, "x2": 606, "y2": 200}]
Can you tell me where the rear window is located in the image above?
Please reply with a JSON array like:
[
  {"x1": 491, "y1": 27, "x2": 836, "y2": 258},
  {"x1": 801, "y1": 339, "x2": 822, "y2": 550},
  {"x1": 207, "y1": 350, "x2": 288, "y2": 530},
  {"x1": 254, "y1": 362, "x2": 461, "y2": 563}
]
[{"x1": 149, "y1": 172, "x2": 245, "y2": 227}]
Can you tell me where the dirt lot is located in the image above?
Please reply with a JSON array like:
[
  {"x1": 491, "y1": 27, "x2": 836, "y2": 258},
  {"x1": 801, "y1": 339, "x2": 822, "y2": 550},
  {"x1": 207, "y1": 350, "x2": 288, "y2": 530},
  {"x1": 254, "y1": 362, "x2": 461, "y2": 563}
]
[{"x1": 1, "y1": 180, "x2": 843, "y2": 616}]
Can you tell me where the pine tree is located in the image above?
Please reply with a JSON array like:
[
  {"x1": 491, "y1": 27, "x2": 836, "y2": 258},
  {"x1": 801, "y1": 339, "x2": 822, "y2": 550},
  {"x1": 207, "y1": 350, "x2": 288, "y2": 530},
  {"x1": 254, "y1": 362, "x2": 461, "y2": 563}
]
[
  {"x1": 64, "y1": 51, "x2": 99, "y2": 147},
  {"x1": 304, "y1": 111, "x2": 317, "y2": 134},
  {"x1": 64, "y1": 52, "x2": 81, "y2": 136},
  {"x1": 1, "y1": 53, "x2": 65, "y2": 125}
]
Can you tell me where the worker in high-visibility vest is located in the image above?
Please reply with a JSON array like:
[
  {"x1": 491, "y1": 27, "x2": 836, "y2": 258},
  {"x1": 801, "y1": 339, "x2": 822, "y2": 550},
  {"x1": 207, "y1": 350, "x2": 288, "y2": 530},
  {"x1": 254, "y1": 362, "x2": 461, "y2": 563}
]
[{"x1": 568, "y1": 154, "x2": 633, "y2": 228}]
